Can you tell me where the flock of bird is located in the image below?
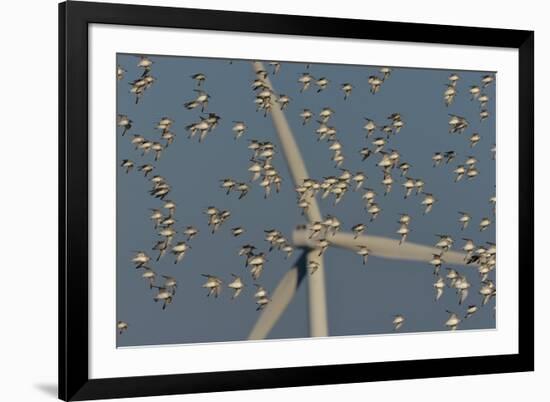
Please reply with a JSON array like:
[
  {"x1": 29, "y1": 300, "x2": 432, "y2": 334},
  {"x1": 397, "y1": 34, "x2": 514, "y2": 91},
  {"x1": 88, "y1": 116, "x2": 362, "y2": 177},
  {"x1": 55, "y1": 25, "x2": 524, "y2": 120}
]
[{"x1": 116, "y1": 56, "x2": 496, "y2": 337}]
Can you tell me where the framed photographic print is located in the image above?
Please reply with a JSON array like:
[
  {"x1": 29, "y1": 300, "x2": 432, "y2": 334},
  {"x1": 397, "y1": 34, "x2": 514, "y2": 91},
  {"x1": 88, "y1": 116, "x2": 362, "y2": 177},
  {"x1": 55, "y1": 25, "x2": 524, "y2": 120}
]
[{"x1": 59, "y1": 1, "x2": 534, "y2": 400}]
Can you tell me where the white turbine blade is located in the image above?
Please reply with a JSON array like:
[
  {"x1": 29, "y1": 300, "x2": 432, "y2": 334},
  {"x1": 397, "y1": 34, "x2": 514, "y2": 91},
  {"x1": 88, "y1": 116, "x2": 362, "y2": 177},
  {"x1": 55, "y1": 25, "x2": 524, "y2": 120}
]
[
  {"x1": 307, "y1": 250, "x2": 328, "y2": 337},
  {"x1": 293, "y1": 229, "x2": 470, "y2": 266},
  {"x1": 248, "y1": 251, "x2": 308, "y2": 340},
  {"x1": 252, "y1": 62, "x2": 328, "y2": 337},
  {"x1": 251, "y1": 62, "x2": 322, "y2": 223}
]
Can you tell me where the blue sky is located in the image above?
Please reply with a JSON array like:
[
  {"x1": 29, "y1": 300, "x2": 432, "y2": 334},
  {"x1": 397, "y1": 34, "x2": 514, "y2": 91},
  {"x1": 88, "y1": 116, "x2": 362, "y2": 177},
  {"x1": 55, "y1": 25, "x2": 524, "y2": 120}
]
[{"x1": 116, "y1": 54, "x2": 496, "y2": 347}]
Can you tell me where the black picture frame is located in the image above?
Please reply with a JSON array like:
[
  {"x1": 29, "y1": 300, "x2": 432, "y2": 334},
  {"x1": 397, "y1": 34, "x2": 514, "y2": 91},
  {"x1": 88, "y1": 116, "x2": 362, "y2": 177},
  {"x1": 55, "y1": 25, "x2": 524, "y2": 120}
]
[{"x1": 59, "y1": 1, "x2": 534, "y2": 400}]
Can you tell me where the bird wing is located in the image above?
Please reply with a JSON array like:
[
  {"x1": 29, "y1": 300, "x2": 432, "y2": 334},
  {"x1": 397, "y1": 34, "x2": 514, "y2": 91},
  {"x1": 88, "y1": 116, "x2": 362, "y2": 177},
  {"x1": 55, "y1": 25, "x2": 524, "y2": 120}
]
[{"x1": 459, "y1": 289, "x2": 469, "y2": 304}]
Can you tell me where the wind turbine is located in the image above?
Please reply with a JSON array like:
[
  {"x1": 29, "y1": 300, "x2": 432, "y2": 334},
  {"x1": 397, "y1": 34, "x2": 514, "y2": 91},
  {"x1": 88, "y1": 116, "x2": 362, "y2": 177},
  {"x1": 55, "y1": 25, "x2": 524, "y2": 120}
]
[{"x1": 248, "y1": 62, "x2": 472, "y2": 341}]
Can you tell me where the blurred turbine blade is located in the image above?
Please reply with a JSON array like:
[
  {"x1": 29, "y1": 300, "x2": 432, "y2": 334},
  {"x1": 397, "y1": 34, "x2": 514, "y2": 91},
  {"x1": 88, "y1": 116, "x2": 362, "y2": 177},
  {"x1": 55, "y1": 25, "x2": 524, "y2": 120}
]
[
  {"x1": 251, "y1": 62, "x2": 322, "y2": 223},
  {"x1": 293, "y1": 229, "x2": 470, "y2": 266},
  {"x1": 248, "y1": 251, "x2": 308, "y2": 340}
]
